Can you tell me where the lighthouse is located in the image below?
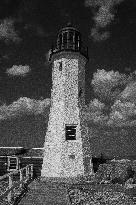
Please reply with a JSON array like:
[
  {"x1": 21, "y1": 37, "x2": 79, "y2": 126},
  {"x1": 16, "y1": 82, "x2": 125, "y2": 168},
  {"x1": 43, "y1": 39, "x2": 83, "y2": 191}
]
[{"x1": 41, "y1": 25, "x2": 93, "y2": 179}]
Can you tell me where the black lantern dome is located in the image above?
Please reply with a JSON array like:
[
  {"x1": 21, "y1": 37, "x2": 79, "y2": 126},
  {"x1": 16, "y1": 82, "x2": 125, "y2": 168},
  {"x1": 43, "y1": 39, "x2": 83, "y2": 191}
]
[{"x1": 49, "y1": 24, "x2": 88, "y2": 60}]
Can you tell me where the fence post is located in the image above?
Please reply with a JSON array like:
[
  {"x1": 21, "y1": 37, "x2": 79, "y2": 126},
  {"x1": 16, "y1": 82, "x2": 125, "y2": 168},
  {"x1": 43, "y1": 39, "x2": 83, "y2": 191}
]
[
  {"x1": 30, "y1": 165, "x2": 33, "y2": 179},
  {"x1": 28, "y1": 165, "x2": 30, "y2": 180},
  {"x1": 20, "y1": 169, "x2": 23, "y2": 189},
  {"x1": 26, "y1": 166, "x2": 29, "y2": 182},
  {"x1": 7, "y1": 174, "x2": 13, "y2": 203}
]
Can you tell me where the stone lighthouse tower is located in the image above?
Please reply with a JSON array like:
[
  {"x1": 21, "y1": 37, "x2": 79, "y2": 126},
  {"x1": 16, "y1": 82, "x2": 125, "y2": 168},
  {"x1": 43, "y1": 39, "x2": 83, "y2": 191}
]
[{"x1": 41, "y1": 25, "x2": 93, "y2": 179}]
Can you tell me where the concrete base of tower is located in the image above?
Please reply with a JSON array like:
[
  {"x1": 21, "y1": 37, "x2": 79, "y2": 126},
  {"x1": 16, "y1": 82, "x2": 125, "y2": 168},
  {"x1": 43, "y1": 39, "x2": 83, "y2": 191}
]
[
  {"x1": 41, "y1": 143, "x2": 88, "y2": 178},
  {"x1": 41, "y1": 153, "x2": 94, "y2": 179},
  {"x1": 40, "y1": 173, "x2": 95, "y2": 184},
  {"x1": 41, "y1": 162, "x2": 94, "y2": 179},
  {"x1": 41, "y1": 161, "x2": 94, "y2": 184}
]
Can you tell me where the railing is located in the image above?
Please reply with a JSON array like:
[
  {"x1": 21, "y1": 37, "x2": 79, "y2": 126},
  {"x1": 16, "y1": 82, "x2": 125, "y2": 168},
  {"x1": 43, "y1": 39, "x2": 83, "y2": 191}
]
[
  {"x1": 0, "y1": 164, "x2": 33, "y2": 204},
  {"x1": 49, "y1": 43, "x2": 88, "y2": 61}
]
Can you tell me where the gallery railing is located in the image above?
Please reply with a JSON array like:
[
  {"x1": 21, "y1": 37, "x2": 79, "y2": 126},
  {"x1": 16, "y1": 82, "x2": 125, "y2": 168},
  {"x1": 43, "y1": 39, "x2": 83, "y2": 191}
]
[{"x1": 49, "y1": 42, "x2": 88, "y2": 60}]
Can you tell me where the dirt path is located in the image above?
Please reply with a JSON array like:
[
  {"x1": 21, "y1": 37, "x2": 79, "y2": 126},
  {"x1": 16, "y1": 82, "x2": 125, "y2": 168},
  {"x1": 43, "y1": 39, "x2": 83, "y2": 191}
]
[{"x1": 18, "y1": 179, "x2": 71, "y2": 205}]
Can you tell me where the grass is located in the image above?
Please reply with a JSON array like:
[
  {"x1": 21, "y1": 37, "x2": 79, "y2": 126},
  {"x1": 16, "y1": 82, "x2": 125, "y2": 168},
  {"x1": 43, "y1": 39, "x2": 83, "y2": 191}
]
[
  {"x1": 68, "y1": 183, "x2": 136, "y2": 204},
  {"x1": 13, "y1": 176, "x2": 136, "y2": 204}
]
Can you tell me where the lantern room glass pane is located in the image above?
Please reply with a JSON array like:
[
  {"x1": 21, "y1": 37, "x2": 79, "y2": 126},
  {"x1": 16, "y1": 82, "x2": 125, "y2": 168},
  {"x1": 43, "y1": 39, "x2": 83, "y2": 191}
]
[
  {"x1": 75, "y1": 33, "x2": 80, "y2": 50},
  {"x1": 68, "y1": 31, "x2": 74, "y2": 49},
  {"x1": 63, "y1": 32, "x2": 67, "y2": 42},
  {"x1": 58, "y1": 33, "x2": 62, "y2": 49},
  {"x1": 68, "y1": 31, "x2": 73, "y2": 42},
  {"x1": 62, "y1": 32, "x2": 68, "y2": 49}
]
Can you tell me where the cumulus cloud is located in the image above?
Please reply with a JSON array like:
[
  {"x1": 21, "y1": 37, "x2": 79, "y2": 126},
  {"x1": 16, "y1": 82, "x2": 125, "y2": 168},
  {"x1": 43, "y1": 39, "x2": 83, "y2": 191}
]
[
  {"x1": 6, "y1": 65, "x2": 31, "y2": 76},
  {"x1": 119, "y1": 81, "x2": 136, "y2": 103},
  {"x1": 0, "y1": 18, "x2": 21, "y2": 43},
  {"x1": 0, "y1": 97, "x2": 51, "y2": 120},
  {"x1": 107, "y1": 100, "x2": 136, "y2": 126},
  {"x1": 82, "y1": 99, "x2": 108, "y2": 125},
  {"x1": 90, "y1": 28, "x2": 110, "y2": 41},
  {"x1": 85, "y1": 0, "x2": 125, "y2": 41},
  {"x1": 91, "y1": 69, "x2": 130, "y2": 104},
  {"x1": 82, "y1": 69, "x2": 136, "y2": 128},
  {"x1": 107, "y1": 80, "x2": 136, "y2": 127}
]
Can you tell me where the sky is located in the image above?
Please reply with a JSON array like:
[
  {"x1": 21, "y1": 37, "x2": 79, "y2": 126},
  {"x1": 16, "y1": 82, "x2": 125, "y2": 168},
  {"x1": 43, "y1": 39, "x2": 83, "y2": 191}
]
[{"x1": 0, "y1": 0, "x2": 136, "y2": 158}]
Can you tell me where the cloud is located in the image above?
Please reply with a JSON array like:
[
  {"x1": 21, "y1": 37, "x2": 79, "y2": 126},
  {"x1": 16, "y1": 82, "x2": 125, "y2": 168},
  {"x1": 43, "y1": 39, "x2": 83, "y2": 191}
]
[
  {"x1": 90, "y1": 28, "x2": 110, "y2": 41},
  {"x1": 82, "y1": 69, "x2": 136, "y2": 128},
  {"x1": 88, "y1": 98, "x2": 105, "y2": 112},
  {"x1": 119, "y1": 81, "x2": 136, "y2": 103},
  {"x1": 85, "y1": 0, "x2": 125, "y2": 41},
  {"x1": 94, "y1": 6, "x2": 114, "y2": 28},
  {"x1": 6, "y1": 65, "x2": 31, "y2": 76},
  {"x1": 83, "y1": 97, "x2": 136, "y2": 128},
  {"x1": 107, "y1": 81, "x2": 136, "y2": 126},
  {"x1": 107, "y1": 100, "x2": 136, "y2": 126},
  {"x1": 91, "y1": 69, "x2": 129, "y2": 103},
  {"x1": 82, "y1": 99, "x2": 108, "y2": 125},
  {"x1": 0, "y1": 18, "x2": 21, "y2": 43},
  {"x1": 0, "y1": 97, "x2": 51, "y2": 120}
]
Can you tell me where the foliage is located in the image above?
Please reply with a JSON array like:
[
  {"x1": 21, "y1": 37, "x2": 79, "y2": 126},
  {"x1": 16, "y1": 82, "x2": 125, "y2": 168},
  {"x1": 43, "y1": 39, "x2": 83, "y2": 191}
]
[{"x1": 68, "y1": 187, "x2": 135, "y2": 205}]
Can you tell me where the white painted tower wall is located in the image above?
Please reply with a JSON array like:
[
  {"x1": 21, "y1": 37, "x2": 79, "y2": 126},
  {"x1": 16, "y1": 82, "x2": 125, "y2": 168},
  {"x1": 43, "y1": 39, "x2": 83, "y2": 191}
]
[{"x1": 41, "y1": 51, "x2": 92, "y2": 178}]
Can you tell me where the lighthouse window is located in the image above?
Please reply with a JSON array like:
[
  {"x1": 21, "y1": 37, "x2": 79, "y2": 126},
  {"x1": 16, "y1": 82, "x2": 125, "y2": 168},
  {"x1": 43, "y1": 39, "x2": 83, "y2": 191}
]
[
  {"x1": 59, "y1": 61, "x2": 62, "y2": 71},
  {"x1": 65, "y1": 125, "x2": 77, "y2": 140}
]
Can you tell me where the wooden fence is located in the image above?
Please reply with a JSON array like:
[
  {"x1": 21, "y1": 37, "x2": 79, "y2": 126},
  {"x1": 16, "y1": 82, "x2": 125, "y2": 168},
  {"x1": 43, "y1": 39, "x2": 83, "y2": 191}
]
[{"x1": 0, "y1": 164, "x2": 33, "y2": 204}]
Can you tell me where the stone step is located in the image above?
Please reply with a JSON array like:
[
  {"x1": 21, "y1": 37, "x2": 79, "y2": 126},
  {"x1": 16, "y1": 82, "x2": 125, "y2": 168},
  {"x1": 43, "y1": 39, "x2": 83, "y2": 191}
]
[{"x1": 18, "y1": 178, "x2": 71, "y2": 205}]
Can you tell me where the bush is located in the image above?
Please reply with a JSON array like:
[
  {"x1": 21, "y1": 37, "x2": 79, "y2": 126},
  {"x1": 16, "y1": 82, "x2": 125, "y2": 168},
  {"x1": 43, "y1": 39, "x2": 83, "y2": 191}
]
[
  {"x1": 111, "y1": 177, "x2": 124, "y2": 184},
  {"x1": 125, "y1": 166, "x2": 135, "y2": 181}
]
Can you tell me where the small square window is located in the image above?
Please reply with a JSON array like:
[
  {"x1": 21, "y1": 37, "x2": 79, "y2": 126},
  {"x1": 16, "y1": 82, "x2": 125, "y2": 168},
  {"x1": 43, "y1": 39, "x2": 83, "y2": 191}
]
[{"x1": 65, "y1": 125, "x2": 77, "y2": 140}]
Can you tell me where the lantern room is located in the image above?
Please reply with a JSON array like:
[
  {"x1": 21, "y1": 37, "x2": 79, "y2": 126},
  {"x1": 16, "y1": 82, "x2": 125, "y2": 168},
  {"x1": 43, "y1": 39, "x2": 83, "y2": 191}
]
[
  {"x1": 49, "y1": 24, "x2": 88, "y2": 60},
  {"x1": 57, "y1": 26, "x2": 81, "y2": 51}
]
